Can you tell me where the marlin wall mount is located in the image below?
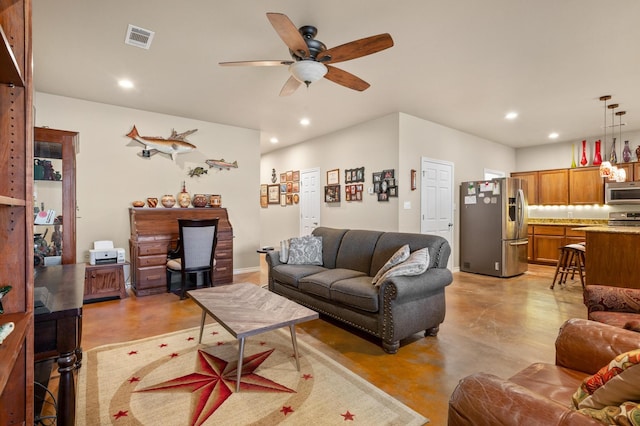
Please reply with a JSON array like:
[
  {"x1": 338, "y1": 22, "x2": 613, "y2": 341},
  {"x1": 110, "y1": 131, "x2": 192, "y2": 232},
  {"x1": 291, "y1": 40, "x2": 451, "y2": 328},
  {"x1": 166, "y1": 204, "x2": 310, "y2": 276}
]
[{"x1": 126, "y1": 125, "x2": 197, "y2": 160}]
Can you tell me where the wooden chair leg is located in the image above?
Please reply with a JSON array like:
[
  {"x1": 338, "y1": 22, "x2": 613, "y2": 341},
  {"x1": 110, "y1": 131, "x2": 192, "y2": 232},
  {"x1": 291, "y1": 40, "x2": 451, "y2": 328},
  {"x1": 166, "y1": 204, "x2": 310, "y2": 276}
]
[{"x1": 551, "y1": 248, "x2": 567, "y2": 289}]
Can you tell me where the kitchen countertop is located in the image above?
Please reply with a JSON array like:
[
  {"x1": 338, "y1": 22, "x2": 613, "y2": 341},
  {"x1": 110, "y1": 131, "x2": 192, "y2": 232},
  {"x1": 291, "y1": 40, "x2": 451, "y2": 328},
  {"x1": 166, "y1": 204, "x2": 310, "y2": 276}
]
[
  {"x1": 578, "y1": 226, "x2": 640, "y2": 234},
  {"x1": 527, "y1": 219, "x2": 608, "y2": 226}
]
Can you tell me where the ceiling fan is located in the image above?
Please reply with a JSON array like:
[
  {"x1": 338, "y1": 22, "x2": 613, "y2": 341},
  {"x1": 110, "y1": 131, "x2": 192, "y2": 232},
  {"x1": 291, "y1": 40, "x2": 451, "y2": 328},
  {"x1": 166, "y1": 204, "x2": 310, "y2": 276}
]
[{"x1": 219, "y1": 12, "x2": 394, "y2": 96}]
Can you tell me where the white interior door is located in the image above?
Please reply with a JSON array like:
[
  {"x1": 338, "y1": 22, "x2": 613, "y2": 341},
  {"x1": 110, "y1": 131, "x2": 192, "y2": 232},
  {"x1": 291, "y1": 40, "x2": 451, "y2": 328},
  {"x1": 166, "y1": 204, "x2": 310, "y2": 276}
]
[
  {"x1": 300, "y1": 168, "x2": 321, "y2": 236},
  {"x1": 421, "y1": 157, "x2": 454, "y2": 269}
]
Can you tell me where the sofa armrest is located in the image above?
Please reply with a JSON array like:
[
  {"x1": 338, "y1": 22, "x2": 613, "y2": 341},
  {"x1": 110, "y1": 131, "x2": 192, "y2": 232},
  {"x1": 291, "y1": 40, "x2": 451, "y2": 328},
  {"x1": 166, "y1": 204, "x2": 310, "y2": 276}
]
[
  {"x1": 448, "y1": 373, "x2": 601, "y2": 426},
  {"x1": 265, "y1": 250, "x2": 282, "y2": 268},
  {"x1": 379, "y1": 267, "x2": 453, "y2": 303},
  {"x1": 583, "y1": 285, "x2": 640, "y2": 314},
  {"x1": 555, "y1": 318, "x2": 640, "y2": 375}
]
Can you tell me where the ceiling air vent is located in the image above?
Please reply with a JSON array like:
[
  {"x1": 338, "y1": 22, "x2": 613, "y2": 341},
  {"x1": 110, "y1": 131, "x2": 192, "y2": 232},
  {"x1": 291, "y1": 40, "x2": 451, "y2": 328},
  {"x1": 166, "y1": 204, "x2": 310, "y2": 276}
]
[{"x1": 125, "y1": 24, "x2": 155, "y2": 49}]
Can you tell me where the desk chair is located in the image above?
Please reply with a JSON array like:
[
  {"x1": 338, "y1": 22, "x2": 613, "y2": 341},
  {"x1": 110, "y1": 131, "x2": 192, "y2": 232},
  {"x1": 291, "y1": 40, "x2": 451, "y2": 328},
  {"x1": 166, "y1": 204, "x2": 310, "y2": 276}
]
[{"x1": 166, "y1": 218, "x2": 219, "y2": 299}]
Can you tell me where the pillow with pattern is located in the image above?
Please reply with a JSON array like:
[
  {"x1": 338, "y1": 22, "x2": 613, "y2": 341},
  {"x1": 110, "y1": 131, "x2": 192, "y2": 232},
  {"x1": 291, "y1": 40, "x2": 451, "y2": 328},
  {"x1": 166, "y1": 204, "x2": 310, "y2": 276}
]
[
  {"x1": 577, "y1": 401, "x2": 640, "y2": 425},
  {"x1": 279, "y1": 239, "x2": 290, "y2": 263},
  {"x1": 374, "y1": 247, "x2": 430, "y2": 287},
  {"x1": 287, "y1": 235, "x2": 323, "y2": 265},
  {"x1": 372, "y1": 244, "x2": 410, "y2": 284},
  {"x1": 572, "y1": 349, "x2": 640, "y2": 410}
]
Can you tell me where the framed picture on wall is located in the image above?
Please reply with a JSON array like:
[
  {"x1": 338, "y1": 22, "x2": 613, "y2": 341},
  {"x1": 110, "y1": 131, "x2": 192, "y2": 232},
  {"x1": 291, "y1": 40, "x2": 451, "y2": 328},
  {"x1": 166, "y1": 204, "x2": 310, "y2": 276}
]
[
  {"x1": 260, "y1": 184, "x2": 268, "y2": 196},
  {"x1": 292, "y1": 170, "x2": 300, "y2": 181},
  {"x1": 324, "y1": 185, "x2": 341, "y2": 202},
  {"x1": 280, "y1": 173, "x2": 287, "y2": 183},
  {"x1": 327, "y1": 169, "x2": 340, "y2": 185},
  {"x1": 260, "y1": 195, "x2": 268, "y2": 208},
  {"x1": 280, "y1": 193, "x2": 287, "y2": 206},
  {"x1": 286, "y1": 170, "x2": 293, "y2": 182},
  {"x1": 268, "y1": 185, "x2": 280, "y2": 204}
]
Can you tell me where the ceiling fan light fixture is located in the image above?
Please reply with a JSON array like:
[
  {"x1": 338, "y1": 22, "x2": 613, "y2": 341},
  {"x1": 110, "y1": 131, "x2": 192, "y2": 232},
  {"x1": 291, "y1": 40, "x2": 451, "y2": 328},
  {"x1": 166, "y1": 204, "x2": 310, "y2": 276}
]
[{"x1": 289, "y1": 61, "x2": 327, "y2": 86}]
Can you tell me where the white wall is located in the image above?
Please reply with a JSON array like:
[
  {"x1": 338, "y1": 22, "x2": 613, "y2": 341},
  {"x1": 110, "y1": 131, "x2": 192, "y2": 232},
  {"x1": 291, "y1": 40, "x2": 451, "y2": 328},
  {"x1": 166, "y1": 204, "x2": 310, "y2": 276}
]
[
  {"x1": 260, "y1": 114, "x2": 400, "y2": 247},
  {"x1": 35, "y1": 93, "x2": 261, "y2": 272}
]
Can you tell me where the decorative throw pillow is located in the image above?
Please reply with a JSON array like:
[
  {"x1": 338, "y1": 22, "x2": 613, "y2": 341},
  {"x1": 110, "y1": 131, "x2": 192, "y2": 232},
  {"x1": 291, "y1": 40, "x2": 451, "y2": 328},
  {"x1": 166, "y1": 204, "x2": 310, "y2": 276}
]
[
  {"x1": 572, "y1": 349, "x2": 640, "y2": 410},
  {"x1": 577, "y1": 401, "x2": 640, "y2": 425},
  {"x1": 372, "y1": 245, "x2": 410, "y2": 284},
  {"x1": 279, "y1": 239, "x2": 290, "y2": 263},
  {"x1": 624, "y1": 320, "x2": 640, "y2": 333},
  {"x1": 374, "y1": 248, "x2": 430, "y2": 287},
  {"x1": 287, "y1": 235, "x2": 323, "y2": 265}
]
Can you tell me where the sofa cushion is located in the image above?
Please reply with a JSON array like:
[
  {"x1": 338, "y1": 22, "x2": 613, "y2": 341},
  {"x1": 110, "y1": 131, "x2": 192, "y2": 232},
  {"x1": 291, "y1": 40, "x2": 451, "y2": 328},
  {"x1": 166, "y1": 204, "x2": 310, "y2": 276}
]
[
  {"x1": 335, "y1": 230, "x2": 383, "y2": 274},
  {"x1": 578, "y1": 401, "x2": 640, "y2": 425},
  {"x1": 271, "y1": 264, "x2": 327, "y2": 288},
  {"x1": 572, "y1": 349, "x2": 640, "y2": 410},
  {"x1": 299, "y1": 269, "x2": 366, "y2": 299},
  {"x1": 288, "y1": 235, "x2": 323, "y2": 265},
  {"x1": 371, "y1": 244, "x2": 410, "y2": 285},
  {"x1": 509, "y1": 363, "x2": 588, "y2": 407},
  {"x1": 375, "y1": 248, "x2": 430, "y2": 287},
  {"x1": 312, "y1": 227, "x2": 348, "y2": 269},
  {"x1": 331, "y1": 276, "x2": 380, "y2": 313}
]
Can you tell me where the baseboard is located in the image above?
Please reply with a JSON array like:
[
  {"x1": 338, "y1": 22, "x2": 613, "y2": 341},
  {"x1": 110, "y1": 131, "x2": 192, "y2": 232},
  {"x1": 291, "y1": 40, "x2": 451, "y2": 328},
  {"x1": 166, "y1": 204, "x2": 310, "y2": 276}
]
[{"x1": 233, "y1": 266, "x2": 260, "y2": 275}]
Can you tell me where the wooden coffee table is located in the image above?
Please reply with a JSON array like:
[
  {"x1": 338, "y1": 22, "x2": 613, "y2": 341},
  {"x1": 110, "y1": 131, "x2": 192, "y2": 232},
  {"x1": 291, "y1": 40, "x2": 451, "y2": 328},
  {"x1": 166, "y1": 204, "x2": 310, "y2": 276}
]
[{"x1": 187, "y1": 283, "x2": 319, "y2": 391}]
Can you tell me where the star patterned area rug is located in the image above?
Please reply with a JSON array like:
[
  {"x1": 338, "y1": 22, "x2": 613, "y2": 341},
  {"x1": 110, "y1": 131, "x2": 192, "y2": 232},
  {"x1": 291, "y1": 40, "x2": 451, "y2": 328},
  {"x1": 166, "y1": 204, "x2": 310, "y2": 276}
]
[{"x1": 76, "y1": 324, "x2": 428, "y2": 425}]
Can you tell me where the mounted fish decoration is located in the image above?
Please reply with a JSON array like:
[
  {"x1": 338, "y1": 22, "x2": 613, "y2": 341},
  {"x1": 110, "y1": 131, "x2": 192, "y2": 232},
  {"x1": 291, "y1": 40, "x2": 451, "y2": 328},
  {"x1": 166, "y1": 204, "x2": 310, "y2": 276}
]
[
  {"x1": 206, "y1": 159, "x2": 238, "y2": 170},
  {"x1": 188, "y1": 166, "x2": 208, "y2": 178},
  {"x1": 126, "y1": 125, "x2": 197, "y2": 160}
]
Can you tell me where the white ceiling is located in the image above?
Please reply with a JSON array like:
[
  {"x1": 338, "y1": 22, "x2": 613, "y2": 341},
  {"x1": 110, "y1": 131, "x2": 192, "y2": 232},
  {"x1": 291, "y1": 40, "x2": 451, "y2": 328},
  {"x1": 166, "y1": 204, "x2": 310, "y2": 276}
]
[{"x1": 32, "y1": 1, "x2": 640, "y2": 154}]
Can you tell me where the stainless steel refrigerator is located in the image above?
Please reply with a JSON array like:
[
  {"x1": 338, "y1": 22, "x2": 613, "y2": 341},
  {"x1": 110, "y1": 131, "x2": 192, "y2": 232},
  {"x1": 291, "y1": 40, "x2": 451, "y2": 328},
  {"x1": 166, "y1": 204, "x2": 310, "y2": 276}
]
[{"x1": 459, "y1": 177, "x2": 528, "y2": 277}]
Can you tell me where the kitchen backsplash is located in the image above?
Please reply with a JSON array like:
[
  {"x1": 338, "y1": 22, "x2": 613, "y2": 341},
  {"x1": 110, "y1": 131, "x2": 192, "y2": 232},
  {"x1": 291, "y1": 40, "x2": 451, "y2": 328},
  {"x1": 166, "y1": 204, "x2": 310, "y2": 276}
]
[{"x1": 528, "y1": 204, "x2": 640, "y2": 220}]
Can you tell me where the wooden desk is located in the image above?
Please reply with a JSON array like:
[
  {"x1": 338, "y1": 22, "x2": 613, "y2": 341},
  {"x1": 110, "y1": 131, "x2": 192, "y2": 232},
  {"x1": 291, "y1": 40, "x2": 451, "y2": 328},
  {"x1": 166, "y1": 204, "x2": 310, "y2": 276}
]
[{"x1": 34, "y1": 263, "x2": 85, "y2": 426}]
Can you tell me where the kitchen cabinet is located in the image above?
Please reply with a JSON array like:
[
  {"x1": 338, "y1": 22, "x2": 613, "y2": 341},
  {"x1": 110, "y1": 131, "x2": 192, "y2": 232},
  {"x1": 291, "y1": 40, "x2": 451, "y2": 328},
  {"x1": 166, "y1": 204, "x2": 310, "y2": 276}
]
[
  {"x1": 538, "y1": 169, "x2": 569, "y2": 205},
  {"x1": 633, "y1": 163, "x2": 640, "y2": 181},
  {"x1": 529, "y1": 225, "x2": 587, "y2": 265},
  {"x1": 129, "y1": 207, "x2": 233, "y2": 296},
  {"x1": 84, "y1": 263, "x2": 127, "y2": 302},
  {"x1": 0, "y1": 0, "x2": 34, "y2": 423},
  {"x1": 511, "y1": 171, "x2": 538, "y2": 205},
  {"x1": 569, "y1": 167, "x2": 603, "y2": 205},
  {"x1": 584, "y1": 228, "x2": 639, "y2": 289}
]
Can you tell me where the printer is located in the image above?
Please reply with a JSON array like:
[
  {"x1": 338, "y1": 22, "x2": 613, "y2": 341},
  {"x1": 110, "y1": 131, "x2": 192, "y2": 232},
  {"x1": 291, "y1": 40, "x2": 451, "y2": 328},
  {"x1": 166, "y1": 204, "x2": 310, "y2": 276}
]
[{"x1": 89, "y1": 240, "x2": 125, "y2": 265}]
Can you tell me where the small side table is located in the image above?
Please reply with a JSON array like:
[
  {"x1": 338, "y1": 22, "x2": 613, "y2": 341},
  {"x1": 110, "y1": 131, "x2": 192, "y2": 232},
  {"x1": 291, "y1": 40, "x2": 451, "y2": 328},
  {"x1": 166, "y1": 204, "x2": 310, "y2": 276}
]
[{"x1": 84, "y1": 262, "x2": 128, "y2": 302}]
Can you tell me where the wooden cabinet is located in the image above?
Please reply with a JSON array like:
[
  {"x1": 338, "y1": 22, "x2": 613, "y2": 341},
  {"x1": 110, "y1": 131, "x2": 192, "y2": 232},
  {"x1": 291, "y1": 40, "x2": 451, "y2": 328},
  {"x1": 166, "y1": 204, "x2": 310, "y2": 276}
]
[
  {"x1": 511, "y1": 171, "x2": 538, "y2": 205},
  {"x1": 34, "y1": 127, "x2": 78, "y2": 265},
  {"x1": 569, "y1": 167, "x2": 604, "y2": 205},
  {"x1": 129, "y1": 208, "x2": 234, "y2": 296},
  {"x1": 529, "y1": 225, "x2": 587, "y2": 265},
  {"x1": 527, "y1": 225, "x2": 533, "y2": 261},
  {"x1": 585, "y1": 229, "x2": 639, "y2": 288},
  {"x1": 84, "y1": 263, "x2": 127, "y2": 302},
  {"x1": 634, "y1": 163, "x2": 640, "y2": 181},
  {"x1": 538, "y1": 169, "x2": 568, "y2": 205},
  {"x1": 0, "y1": 0, "x2": 34, "y2": 423}
]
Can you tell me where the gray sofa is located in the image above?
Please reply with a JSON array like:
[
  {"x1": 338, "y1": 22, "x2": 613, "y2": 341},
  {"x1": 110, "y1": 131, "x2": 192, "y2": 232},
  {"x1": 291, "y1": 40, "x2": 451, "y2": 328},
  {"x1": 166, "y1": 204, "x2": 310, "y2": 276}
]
[{"x1": 266, "y1": 227, "x2": 453, "y2": 353}]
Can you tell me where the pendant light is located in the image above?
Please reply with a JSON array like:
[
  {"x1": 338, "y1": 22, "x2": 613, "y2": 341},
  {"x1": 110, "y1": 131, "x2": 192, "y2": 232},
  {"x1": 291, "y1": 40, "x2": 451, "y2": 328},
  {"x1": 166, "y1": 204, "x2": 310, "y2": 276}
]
[
  {"x1": 598, "y1": 95, "x2": 611, "y2": 177},
  {"x1": 616, "y1": 110, "x2": 627, "y2": 181},
  {"x1": 608, "y1": 103, "x2": 619, "y2": 164}
]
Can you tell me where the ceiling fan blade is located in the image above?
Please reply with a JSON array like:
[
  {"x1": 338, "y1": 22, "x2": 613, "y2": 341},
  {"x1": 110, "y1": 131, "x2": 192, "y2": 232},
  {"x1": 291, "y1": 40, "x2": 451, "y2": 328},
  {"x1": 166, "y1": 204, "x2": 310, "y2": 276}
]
[
  {"x1": 219, "y1": 60, "x2": 293, "y2": 67},
  {"x1": 279, "y1": 75, "x2": 302, "y2": 97},
  {"x1": 319, "y1": 33, "x2": 394, "y2": 64},
  {"x1": 266, "y1": 12, "x2": 309, "y2": 58},
  {"x1": 324, "y1": 65, "x2": 370, "y2": 91}
]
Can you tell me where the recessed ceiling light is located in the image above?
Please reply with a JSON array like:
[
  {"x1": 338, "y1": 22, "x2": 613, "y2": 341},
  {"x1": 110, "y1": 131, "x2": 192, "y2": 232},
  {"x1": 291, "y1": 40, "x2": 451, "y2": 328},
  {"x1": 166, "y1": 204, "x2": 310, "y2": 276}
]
[
  {"x1": 269, "y1": 137, "x2": 279, "y2": 144},
  {"x1": 505, "y1": 112, "x2": 518, "y2": 120},
  {"x1": 300, "y1": 118, "x2": 310, "y2": 126},
  {"x1": 549, "y1": 132, "x2": 559, "y2": 139},
  {"x1": 118, "y1": 79, "x2": 134, "y2": 89}
]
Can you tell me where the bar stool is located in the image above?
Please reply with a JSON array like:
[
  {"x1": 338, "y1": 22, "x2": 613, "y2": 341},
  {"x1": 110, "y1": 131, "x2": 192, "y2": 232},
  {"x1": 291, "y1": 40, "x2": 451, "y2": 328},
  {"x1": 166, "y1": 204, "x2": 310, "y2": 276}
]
[{"x1": 551, "y1": 243, "x2": 586, "y2": 289}]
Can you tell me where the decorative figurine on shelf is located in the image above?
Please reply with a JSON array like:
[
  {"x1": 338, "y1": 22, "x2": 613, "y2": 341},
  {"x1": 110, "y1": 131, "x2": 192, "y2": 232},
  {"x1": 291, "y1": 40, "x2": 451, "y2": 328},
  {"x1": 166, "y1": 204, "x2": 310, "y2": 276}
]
[
  {"x1": 570, "y1": 144, "x2": 577, "y2": 168},
  {"x1": 636, "y1": 145, "x2": 640, "y2": 162},
  {"x1": 623, "y1": 140, "x2": 632, "y2": 163},
  {"x1": 178, "y1": 181, "x2": 190, "y2": 208},
  {"x1": 0, "y1": 321, "x2": 14, "y2": 344},
  {"x1": 51, "y1": 216, "x2": 63, "y2": 256},
  {"x1": 580, "y1": 140, "x2": 588, "y2": 166},
  {"x1": 593, "y1": 140, "x2": 603, "y2": 166},
  {"x1": 610, "y1": 138, "x2": 618, "y2": 164},
  {"x1": 0, "y1": 285, "x2": 12, "y2": 314},
  {"x1": 161, "y1": 194, "x2": 176, "y2": 208}
]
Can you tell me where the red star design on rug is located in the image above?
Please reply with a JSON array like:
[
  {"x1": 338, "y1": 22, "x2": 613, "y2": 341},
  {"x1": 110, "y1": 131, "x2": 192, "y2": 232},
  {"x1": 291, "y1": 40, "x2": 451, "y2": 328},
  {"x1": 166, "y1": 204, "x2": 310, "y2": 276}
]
[
  {"x1": 211, "y1": 331, "x2": 219, "y2": 336},
  {"x1": 302, "y1": 373, "x2": 313, "y2": 380},
  {"x1": 128, "y1": 377, "x2": 140, "y2": 383},
  {"x1": 136, "y1": 348, "x2": 295, "y2": 426},
  {"x1": 159, "y1": 343, "x2": 168, "y2": 348},
  {"x1": 128, "y1": 351, "x2": 137, "y2": 355},
  {"x1": 341, "y1": 410, "x2": 355, "y2": 421},
  {"x1": 169, "y1": 353, "x2": 179, "y2": 358},
  {"x1": 187, "y1": 337, "x2": 195, "y2": 341},
  {"x1": 280, "y1": 405, "x2": 294, "y2": 416},
  {"x1": 113, "y1": 410, "x2": 128, "y2": 419},
  {"x1": 216, "y1": 341, "x2": 225, "y2": 346}
]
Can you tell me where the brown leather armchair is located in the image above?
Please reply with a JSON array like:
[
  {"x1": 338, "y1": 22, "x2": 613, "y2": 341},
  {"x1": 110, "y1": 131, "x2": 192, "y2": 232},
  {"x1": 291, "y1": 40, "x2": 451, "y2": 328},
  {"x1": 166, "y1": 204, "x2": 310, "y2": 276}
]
[
  {"x1": 448, "y1": 318, "x2": 640, "y2": 425},
  {"x1": 583, "y1": 285, "x2": 640, "y2": 331}
]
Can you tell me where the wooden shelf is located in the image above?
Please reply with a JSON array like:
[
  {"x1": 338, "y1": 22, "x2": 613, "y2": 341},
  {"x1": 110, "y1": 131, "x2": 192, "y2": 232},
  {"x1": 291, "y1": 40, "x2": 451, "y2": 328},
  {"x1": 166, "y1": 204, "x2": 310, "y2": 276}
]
[
  {"x1": 0, "y1": 313, "x2": 30, "y2": 392},
  {"x1": 0, "y1": 25, "x2": 24, "y2": 87},
  {"x1": 0, "y1": 195, "x2": 26, "y2": 207}
]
